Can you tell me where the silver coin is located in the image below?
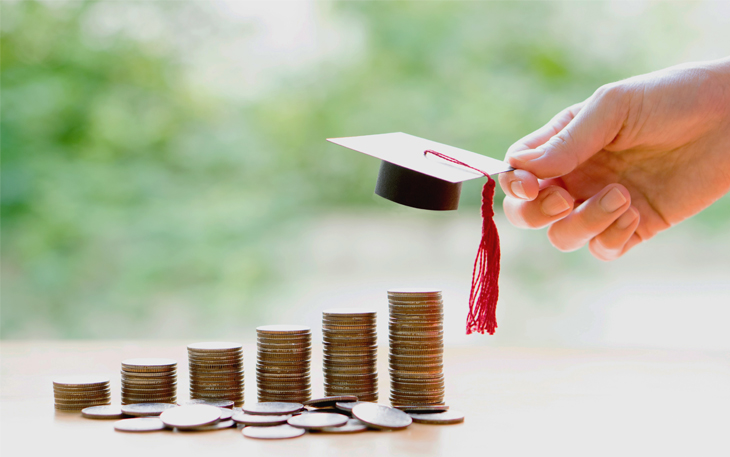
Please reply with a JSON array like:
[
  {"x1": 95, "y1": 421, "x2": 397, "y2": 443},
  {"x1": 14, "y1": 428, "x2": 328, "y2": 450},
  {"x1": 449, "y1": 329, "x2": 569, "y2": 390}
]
[
  {"x1": 159, "y1": 405, "x2": 221, "y2": 429},
  {"x1": 121, "y1": 403, "x2": 178, "y2": 417},
  {"x1": 177, "y1": 419, "x2": 235, "y2": 431},
  {"x1": 81, "y1": 405, "x2": 126, "y2": 419},
  {"x1": 334, "y1": 401, "x2": 367, "y2": 412},
  {"x1": 408, "y1": 410, "x2": 465, "y2": 425},
  {"x1": 218, "y1": 408, "x2": 234, "y2": 420},
  {"x1": 287, "y1": 412, "x2": 348, "y2": 429},
  {"x1": 303, "y1": 396, "x2": 358, "y2": 408},
  {"x1": 242, "y1": 402, "x2": 303, "y2": 415},
  {"x1": 316, "y1": 418, "x2": 369, "y2": 434},
  {"x1": 114, "y1": 417, "x2": 166, "y2": 432},
  {"x1": 180, "y1": 399, "x2": 234, "y2": 408},
  {"x1": 242, "y1": 424, "x2": 305, "y2": 440},
  {"x1": 232, "y1": 412, "x2": 291, "y2": 426},
  {"x1": 187, "y1": 342, "x2": 242, "y2": 351},
  {"x1": 352, "y1": 403, "x2": 412, "y2": 430},
  {"x1": 256, "y1": 325, "x2": 311, "y2": 334}
]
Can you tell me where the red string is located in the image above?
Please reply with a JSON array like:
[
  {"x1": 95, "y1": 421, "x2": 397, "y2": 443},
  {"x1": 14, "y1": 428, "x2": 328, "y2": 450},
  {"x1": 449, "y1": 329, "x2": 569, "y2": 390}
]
[{"x1": 424, "y1": 150, "x2": 500, "y2": 335}]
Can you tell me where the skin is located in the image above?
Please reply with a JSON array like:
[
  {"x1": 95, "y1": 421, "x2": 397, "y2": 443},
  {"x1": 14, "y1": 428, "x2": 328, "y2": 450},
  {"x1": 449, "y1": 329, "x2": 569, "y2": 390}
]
[{"x1": 498, "y1": 57, "x2": 730, "y2": 260}]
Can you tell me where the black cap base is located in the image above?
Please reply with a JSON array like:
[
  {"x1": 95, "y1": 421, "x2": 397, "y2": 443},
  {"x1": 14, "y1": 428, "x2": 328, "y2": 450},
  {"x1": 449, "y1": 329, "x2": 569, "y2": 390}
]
[{"x1": 374, "y1": 160, "x2": 461, "y2": 211}]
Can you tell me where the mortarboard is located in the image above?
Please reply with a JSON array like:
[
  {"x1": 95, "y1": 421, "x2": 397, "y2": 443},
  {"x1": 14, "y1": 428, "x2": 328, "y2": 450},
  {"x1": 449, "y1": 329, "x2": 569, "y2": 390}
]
[{"x1": 327, "y1": 132, "x2": 513, "y2": 335}]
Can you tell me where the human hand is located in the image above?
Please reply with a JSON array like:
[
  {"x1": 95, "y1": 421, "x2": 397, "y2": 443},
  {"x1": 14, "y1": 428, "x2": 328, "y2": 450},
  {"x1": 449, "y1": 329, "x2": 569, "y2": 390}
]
[{"x1": 498, "y1": 57, "x2": 730, "y2": 260}]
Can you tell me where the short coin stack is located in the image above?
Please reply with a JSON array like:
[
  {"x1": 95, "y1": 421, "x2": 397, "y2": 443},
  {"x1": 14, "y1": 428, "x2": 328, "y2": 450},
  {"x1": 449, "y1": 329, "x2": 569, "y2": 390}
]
[
  {"x1": 188, "y1": 342, "x2": 244, "y2": 407},
  {"x1": 388, "y1": 289, "x2": 445, "y2": 407},
  {"x1": 256, "y1": 325, "x2": 312, "y2": 403},
  {"x1": 53, "y1": 376, "x2": 111, "y2": 411},
  {"x1": 121, "y1": 358, "x2": 177, "y2": 405},
  {"x1": 322, "y1": 309, "x2": 378, "y2": 402}
]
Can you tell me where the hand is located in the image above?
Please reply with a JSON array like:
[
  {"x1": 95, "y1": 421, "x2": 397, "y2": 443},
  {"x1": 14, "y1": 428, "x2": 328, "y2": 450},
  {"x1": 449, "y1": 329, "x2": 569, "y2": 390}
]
[{"x1": 498, "y1": 57, "x2": 730, "y2": 260}]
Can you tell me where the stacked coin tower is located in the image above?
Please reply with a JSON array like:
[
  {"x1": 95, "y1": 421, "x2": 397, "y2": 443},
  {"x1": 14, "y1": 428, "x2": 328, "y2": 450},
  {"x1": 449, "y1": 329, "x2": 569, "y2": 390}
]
[
  {"x1": 121, "y1": 358, "x2": 177, "y2": 405},
  {"x1": 188, "y1": 342, "x2": 244, "y2": 407},
  {"x1": 388, "y1": 289, "x2": 445, "y2": 407},
  {"x1": 53, "y1": 376, "x2": 111, "y2": 411},
  {"x1": 256, "y1": 325, "x2": 312, "y2": 403},
  {"x1": 322, "y1": 309, "x2": 378, "y2": 402}
]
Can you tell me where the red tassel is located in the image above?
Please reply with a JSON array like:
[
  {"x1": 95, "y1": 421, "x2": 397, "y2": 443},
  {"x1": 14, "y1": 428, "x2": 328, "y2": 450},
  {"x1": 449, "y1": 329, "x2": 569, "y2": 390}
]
[{"x1": 424, "y1": 150, "x2": 500, "y2": 335}]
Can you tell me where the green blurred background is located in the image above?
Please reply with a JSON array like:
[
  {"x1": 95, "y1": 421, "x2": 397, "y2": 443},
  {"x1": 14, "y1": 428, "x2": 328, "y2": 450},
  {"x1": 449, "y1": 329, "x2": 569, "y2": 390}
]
[{"x1": 2, "y1": 1, "x2": 729, "y2": 348}]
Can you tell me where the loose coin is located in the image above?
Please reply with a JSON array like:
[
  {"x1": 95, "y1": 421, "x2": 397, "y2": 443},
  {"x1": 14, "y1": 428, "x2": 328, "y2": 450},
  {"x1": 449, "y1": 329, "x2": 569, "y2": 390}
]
[
  {"x1": 121, "y1": 403, "x2": 177, "y2": 417},
  {"x1": 408, "y1": 410, "x2": 465, "y2": 425},
  {"x1": 159, "y1": 405, "x2": 221, "y2": 429},
  {"x1": 287, "y1": 412, "x2": 349, "y2": 429},
  {"x1": 243, "y1": 402, "x2": 304, "y2": 416},
  {"x1": 81, "y1": 405, "x2": 126, "y2": 419},
  {"x1": 352, "y1": 403, "x2": 412, "y2": 431},
  {"x1": 316, "y1": 418, "x2": 369, "y2": 434},
  {"x1": 114, "y1": 418, "x2": 166, "y2": 432},
  {"x1": 178, "y1": 420, "x2": 235, "y2": 431},
  {"x1": 242, "y1": 424, "x2": 305, "y2": 440},
  {"x1": 232, "y1": 412, "x2": 291, "y2": 426},
  {"x1": 303, "y1": 396, "x2": 358, "y2": 408}
]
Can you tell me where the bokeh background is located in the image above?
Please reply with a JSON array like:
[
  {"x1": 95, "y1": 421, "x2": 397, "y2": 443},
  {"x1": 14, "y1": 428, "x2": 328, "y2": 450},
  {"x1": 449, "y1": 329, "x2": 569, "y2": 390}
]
[{"x1": 2, "y1": 0, "x2": 729, "y2": 350}]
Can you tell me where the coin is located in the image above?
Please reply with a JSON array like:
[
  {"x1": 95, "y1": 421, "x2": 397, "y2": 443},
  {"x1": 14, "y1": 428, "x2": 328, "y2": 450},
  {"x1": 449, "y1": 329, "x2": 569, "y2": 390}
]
[
  {"x1": 232, "y1": 412, "x2": 291, "y2": 426},
  {"x1": 114, "y1": 418, "x2": 167, "y2": 432},
  {"x1": 81, "y1": 405, "x2": 126, "y2": 419},
  {"x1": 159, "y1": 405, "x2": 221, "y2": 429},
  {"x1": 180, "y1": 399, "x2": 235, "y2": 408},
  {"x1": 243, "y1": 402, "x2": 304, "y2": 415},
  {"x1": 315, "y1": 418, "x2": 369, "y2": 434},
  {"x1": 352, "y1": 403, "x2": 412, "y2": 430},
  {"x1": 408, "y1": 410, "x2": 465, "y2": 425},
  {"x1": 304, "y1": 396, "x2": 358, "y2": 408},
  {"x1": 242, "y1": 424, "x2": 305, "y2": 440},
  {"x1": 287, "y1": 412, "x2": 348, "y2": 429},
  {"x1": 256, "y1": 325, "x2": 311, "y2": 334},
  {"x1": 121, "y1": 403, "x2": 177, "y2": 417},
  {"x1": 334, "y1": 401, "x2": 368, "y2": 413},
  {"x1": 122, "y1": 358, "x2": 177, "y2": 371},
  {"x1": 218, "y1": 408, "x2": 234, "y2": 420},
  {"x1": 177, "y1": 420, "x2": 235, "y2": 431},
  {"x1": 53, "y1": 376, "x2": 110, "y2": 387},
  {"x1": 187, "y1": 342, "x2": 242, "y2": 352},
  {"x1": 395, "y1": 405, "x2": 449, "y2": 413}
]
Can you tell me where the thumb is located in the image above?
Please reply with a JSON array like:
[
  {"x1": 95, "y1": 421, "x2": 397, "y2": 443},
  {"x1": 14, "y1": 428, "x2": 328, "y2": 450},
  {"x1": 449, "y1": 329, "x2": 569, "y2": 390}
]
[{"x1": 508, "y1": 85, "x2": 627, "y2": 179}]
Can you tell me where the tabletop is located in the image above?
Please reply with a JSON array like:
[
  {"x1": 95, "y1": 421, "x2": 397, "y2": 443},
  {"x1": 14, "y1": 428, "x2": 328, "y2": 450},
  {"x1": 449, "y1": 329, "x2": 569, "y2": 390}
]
[{"x1": 1, "y1": 341, "x2": 728, "y2": 457}]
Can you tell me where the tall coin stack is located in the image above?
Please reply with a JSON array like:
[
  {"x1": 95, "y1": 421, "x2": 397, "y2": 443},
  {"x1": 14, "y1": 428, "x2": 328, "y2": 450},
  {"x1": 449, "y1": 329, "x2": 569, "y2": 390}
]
[
  {"x1": 121, "y1": 358, "x2": 177, "y2": 405},
  {"x1": 322, "y1": 309, "x2": 378, "y2": 402},
  {"x1": 188, "y1": 342, "x2": 244, "y2": 407},
  {"x1": 388, "y1": 289, "x2": 445, "y2": 407},
  {"x1": 256, "y1": 325, "x2": 312, "y2": 403},
  {"x1": 53, "y1": 376, "x2": 111, "y2": 411}
]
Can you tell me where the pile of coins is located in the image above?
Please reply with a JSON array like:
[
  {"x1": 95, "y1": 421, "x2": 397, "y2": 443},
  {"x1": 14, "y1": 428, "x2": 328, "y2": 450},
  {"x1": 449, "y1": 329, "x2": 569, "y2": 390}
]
[
  {"x1": 188, "y1": 342, "x2": 244, "y2": 407},
  {"x1": 121, "y1": 358, "x2": 177, "y2": 405},
  {"x1": 322, "y1": 309, "x2": 378, "y2": 402},
  {"x1": 53, "y1": 376, "x2": 111, "y2": 411},
  {"x1": 256, "y1": 325, "x2": 312, "y2": 403},
  {"x1": 388, "y1": 289, "x2": 445, "y2": 407}
]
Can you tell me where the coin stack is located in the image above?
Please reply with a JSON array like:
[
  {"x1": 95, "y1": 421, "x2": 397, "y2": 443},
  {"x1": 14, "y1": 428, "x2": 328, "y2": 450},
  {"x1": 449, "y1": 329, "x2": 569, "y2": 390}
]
[
  {"x1": 53, "y1": 376, "x2": 111, "y2": 411},
  {"x1": 322, "y1": 309, "x2": 378, "y2": 402},
  {"x1": 388, "y1": 289, "x2": 445, "y2": 407},
  {"x1": 256, "y1": 325, "x2": 312, "y2": 403},
  {"x1": 121, "y1": 358, "x2": 177, "y2": 405},
  {"x1": 188, "y1": 342, "x2": 244, "y2": 407}
]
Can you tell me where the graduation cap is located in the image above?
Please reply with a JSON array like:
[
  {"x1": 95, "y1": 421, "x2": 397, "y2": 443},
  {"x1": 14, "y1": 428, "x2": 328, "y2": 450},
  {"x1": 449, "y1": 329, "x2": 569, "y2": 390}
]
[{"x1": 327, "y1": 132, "x2": 513, "y2": 335}]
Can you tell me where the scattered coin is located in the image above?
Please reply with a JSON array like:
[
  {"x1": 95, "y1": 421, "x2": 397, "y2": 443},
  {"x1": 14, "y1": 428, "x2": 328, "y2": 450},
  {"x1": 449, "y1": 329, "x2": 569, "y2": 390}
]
[
  {"x1": 242, "y1": 424, "x2": 305, "y2": 440},
  {"x1": 352, "y1": 403, "x2": 412, "y2": 431},
  {"x1": 159, "y1": 405, "x2": 221, "y2": 430},
  {"x1": 287, "y1": 412, "x2": 349, "y2": 429},
  {"x1": 316, "y1": 418, "x2": 369, "y2": 434},
  {"x1": 178, "y1": 420, "x2": 235, "y2": 432},
  {"x1": 81, "y1": 405, "x2": 126, "y2": 419},
  {"x1": 334, "y1": 401, "x2": 368, "y2": 413},
  {"x1": 242, "y1": 402, "x2": 303, "y2": 416},
  {"x1": 121, "y1": 403, "x2": 178, "y2": 417},
  {"x1": 408, "y1": 410, "x2": 465, "y2": 425},
  {"x1": 218, "y1": 408, "x2": 234, "y2": 420},
  {"x1": 304, "y1": 396, "x2": 358, "y2": 408},
  {"x1": 114, "y1": 418, "x2": 167, "y2": 433},
  {"x1": 232, "y1": 412, "x2": 291, "y2": 426}
]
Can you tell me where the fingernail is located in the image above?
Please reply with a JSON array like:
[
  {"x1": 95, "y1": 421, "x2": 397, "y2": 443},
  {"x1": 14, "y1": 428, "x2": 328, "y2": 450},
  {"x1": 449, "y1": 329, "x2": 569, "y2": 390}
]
[
  {"x1": 616, "y1": 207, "x2": 638, "y2": 230},
  {"x1": 510, "y1": 181, "x2": 527, "y2": 199},
  {"x1": 510, "y1": 149, "x2": 545, "y2": 164},
  {"x1": 600, "y1": 188, "x2": 627, "y2": 213},
  {"x1": 541, "y1": 192, "x2": 571, "y2": 217}
]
